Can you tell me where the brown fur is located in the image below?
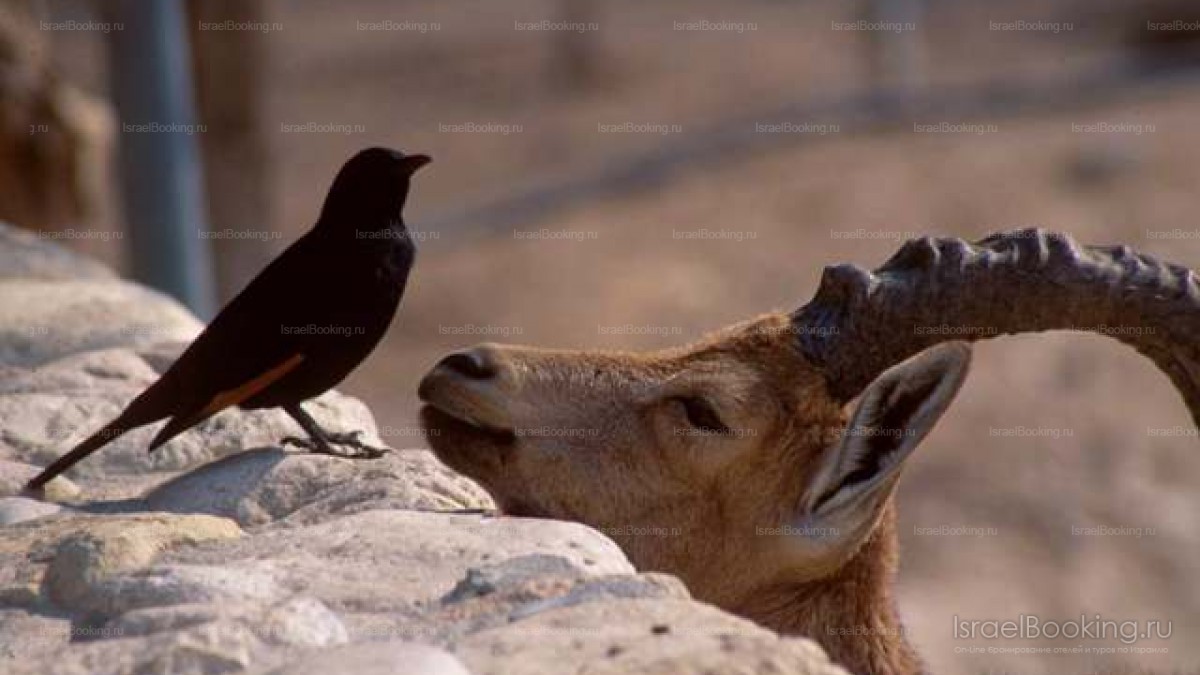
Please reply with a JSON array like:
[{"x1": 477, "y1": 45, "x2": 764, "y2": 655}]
[{"x1": 420, "y1": 313, "x2": 934, "y2": 673}]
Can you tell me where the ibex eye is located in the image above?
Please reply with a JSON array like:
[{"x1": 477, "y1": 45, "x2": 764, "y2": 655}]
[{"x1": 678, "y1": 397, "x2": 730, "y2": 435}]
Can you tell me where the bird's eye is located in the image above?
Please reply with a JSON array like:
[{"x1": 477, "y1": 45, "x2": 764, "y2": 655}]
[{"x1": 677, "y1": 396, "x2": 730, "y2": 435}]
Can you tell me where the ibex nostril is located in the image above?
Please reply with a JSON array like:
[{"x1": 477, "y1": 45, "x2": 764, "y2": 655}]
[{"x1": 437, "y1": 349, "x2": 497, "y2": 380}]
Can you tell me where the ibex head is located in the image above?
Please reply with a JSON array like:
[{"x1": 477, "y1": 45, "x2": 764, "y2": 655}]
[{"x1": 419, "y1": 229, "x2": 1199, "y2": 673}]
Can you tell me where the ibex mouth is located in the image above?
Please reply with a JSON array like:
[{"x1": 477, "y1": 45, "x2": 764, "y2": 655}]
[
  {"x1": 419, "y1": 403, "x2": 515, "y2": 444},
  {"x1": 420, "y1": 402, "x2": 516, "y2": 483},
  {"x1": 417, "y1": 355, "x2": 516, "y2": 441}
]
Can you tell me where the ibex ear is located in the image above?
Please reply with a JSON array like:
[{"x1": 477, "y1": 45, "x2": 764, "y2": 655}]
[{"x1": 792, "y1": 343, "x2": 971, "y2": 561}]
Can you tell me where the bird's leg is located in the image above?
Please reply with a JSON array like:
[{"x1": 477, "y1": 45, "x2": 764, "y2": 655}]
[{"x1": 282, "y1": 404, "x2": 389, "y2": 459}]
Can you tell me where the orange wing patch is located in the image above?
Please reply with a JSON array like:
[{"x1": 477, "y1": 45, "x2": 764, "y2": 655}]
[{"x1": 198, "y1": 353, "x2": 306, "y2": 418}]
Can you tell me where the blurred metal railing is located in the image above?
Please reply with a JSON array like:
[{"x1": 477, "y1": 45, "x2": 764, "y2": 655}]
[
  {"x1": 109, "y1": 0, "x2": 215, "y2": 318},
  {"x1": 424, "y1": 59, "x2": 1200, "y2": 242}
]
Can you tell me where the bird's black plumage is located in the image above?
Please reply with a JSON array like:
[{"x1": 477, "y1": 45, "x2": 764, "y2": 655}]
[{"x1": 24, "y1": 147, "x2": 429, "y2": 493}]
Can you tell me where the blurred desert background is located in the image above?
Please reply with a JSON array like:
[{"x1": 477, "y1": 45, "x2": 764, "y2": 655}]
[{"x1": 3, "y1": 0, "x2": 1199, "y2": 673}]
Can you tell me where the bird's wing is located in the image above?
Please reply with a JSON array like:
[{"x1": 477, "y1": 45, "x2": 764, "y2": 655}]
[
  {"x1": 162, "y1": 232, "x2": 326, "y2": 408},
  {"x1": 196, "y1": 353, "x2": 307, "y2": 417},
  {"x1": 146, "y1": 352, "x2": 307, "y2": 451}
]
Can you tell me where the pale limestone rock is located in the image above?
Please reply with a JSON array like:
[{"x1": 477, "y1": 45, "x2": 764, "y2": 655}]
[
  {"x1": 271, "y1": 642, "x2": 471, "y2": 675},
  {"x1": 0, "y1": 279, "x2": 202, "y2": 368},
  {"x1": 144, "y1": 447, "x2": 493, "y2": 526},
  {"x1": 0, "y1": 496, "x2": 64, "y2": 525},
  {"x1": 455, "y1": 597, "x2": 850, "y2": 675},
  {"x1": 34, "y1": 514, "x2": 244, "y2": 613},
  {"x1": 0, "y1": 222, "x2": 114, "y2": 282}
]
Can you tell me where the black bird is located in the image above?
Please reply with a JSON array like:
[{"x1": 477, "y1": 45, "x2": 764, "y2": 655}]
[{"x1": 24, "y1": 147, "x2": 429, "y2": 494}]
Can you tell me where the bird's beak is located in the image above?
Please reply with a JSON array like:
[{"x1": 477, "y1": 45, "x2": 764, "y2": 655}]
[{"x1": 404, "y1": 154, "x2": 432, "y2": 174}]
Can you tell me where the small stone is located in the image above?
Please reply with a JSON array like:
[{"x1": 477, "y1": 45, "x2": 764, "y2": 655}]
[
  {"x1": 43, "y1": 514, "x2": 243, "y2": 615},
  {"x1": 0, "y1": 496, "x2": 65, "y2": 525}
]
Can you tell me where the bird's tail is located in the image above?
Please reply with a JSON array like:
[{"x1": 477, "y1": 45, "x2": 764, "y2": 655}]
[
  {"x1": 23, "y1": 416, "x2": 134, "y2": 495},
  {"x1": 22, "y1": 369, "x2": 184, "y2": 496}
]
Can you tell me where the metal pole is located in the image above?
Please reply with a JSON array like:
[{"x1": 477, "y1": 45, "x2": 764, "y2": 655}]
[{"x1": 108, "y1": 0, "x2": 216, "y2": 319}]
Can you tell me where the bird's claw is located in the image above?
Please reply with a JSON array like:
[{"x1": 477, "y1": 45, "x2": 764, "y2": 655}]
[
  {"x1": 19, "y1": 485, "x2": 46, "y2": 501},
  {"x1": 324, "y1": 431, "x2": 390, "y2": 459},
  {"x1": 282, "y1": 431, "x2": 389, "y2": 459},
  {"x1": 281, "y1": 435, "x2": 312, "y2": 450}
]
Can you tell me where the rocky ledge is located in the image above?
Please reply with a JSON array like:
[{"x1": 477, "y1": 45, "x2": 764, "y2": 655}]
[{"x1": 0, "y1": 223, "x2": 845, "y2": 675}]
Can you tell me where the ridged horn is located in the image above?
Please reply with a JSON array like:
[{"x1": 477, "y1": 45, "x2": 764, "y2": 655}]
[{"x1": 791, "y1": 228, "x2": 1200, "y2": 427}]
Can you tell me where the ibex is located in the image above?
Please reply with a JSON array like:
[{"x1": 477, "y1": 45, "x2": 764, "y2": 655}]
[{"x1": 418, "y1": 229, "x2": 1199, "y2": 675}]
